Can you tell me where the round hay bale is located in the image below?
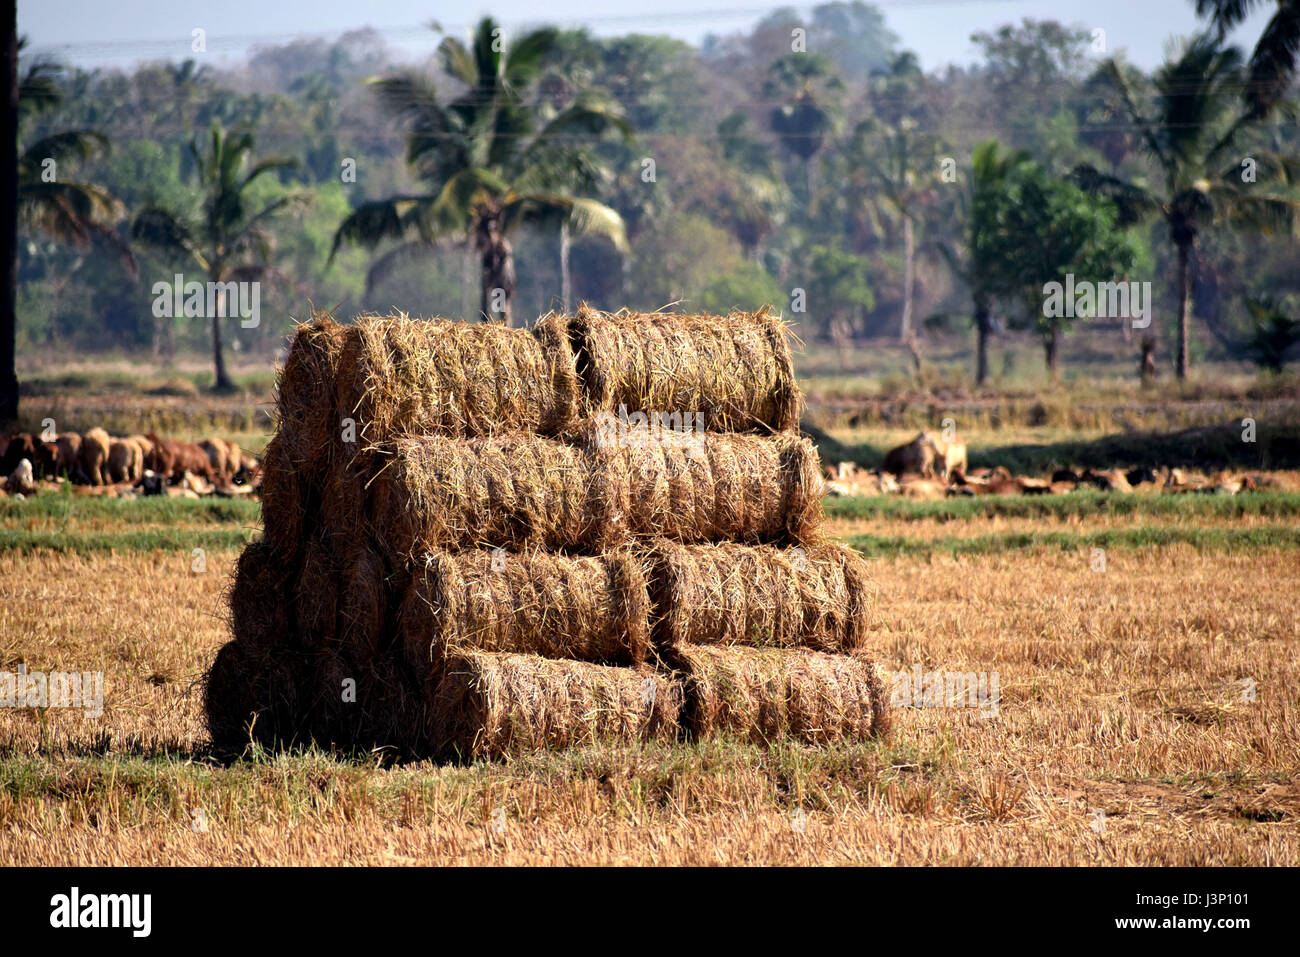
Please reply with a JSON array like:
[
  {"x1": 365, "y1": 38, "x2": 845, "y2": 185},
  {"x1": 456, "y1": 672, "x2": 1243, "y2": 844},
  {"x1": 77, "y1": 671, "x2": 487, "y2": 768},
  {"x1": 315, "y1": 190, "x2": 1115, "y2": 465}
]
[
  {"x1": 569, "y1": 305, "x2": 800, "y2": 432},
  {"x1": 401, "y1": 549, "x2": 651, "y2": 681},
  {"x1": 431, "y1": 652, "x2": 683, "y2": 760},
  {"x1": 339, "y1": 540, "x2": 390, "y2": 657},
  {"x1": 370, "y1": 434, "x2": 615, "y2": 557},
  {"x1": 650, "y1": 542, "x2": 873, "y2": 654},
  {"x1": 228, "y1": 542, "x2": 294, "y2": 654},
  {"x1": 584, "y1": 428, "x2": 824, "y2": 545},
  {"x1": 334, "y1": 314, "x2": 580, "y2": 449},
  {"x1": 679, "y1": 645, "x2": 890, "y2": 744},
  {"x1": 295, "y1": 535, "x2": 339, "y2": 644},
  {"x1": 203, "y1": 640, "x2": 303, "y2": 753}
]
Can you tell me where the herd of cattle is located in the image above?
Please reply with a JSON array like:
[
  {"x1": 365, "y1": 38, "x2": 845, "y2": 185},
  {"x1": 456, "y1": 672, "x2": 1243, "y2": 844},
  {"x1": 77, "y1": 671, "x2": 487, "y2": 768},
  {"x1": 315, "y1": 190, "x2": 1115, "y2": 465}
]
[
  {"x1": 827, "y1": 430, "x2": 1263, "y2": 499},
  {"x1": 0, "y1": 429, "x2": 260, "y2": 498},
  {"x1": 0, "y1": 424, "x2": 1266, "y2": 502}
]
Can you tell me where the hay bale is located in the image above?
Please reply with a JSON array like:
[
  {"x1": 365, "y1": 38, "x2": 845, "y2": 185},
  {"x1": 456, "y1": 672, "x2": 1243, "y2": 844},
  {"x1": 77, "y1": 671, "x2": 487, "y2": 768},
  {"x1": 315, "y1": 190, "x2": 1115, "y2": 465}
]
[
  {"x1": 369, "y1": 433, "x2": 614, "y2": 556},
  {"x1": 650, "y1": 542, "x2": 873, "y2": 654},
  {"x1": 569, "y1": 305, "x2": 800, "y2": 432},
  {"x1": 367, "y1": 428, "x2": 822, "y2": 557},
  {"x1": 334, "y1": 314, "x2": 580, "y2": 449},
  {"x1": 204, "y1": 640, "x2": 303, "y2": 753},
  {"x1": 585, "y1": 428, "x2": 824, "y2": 545},
  {"x1": 679, "y1": 645, "x2": 890, "y2": 744},
  {"x1": 431, "y1": 652, "x2": 683, "y2": 759},
  {"x1": 401, "y1": 549, "x2": 650, "y2": 681},
  {"x1": 294, "y1": 534, "x2": 339, "y2": 643},
  {"x1": 338, "y1": 540, "x2": 390, "y2": 657},
  {"x1": 228, "y1": 542, "x2": 294, "y2": 654}
]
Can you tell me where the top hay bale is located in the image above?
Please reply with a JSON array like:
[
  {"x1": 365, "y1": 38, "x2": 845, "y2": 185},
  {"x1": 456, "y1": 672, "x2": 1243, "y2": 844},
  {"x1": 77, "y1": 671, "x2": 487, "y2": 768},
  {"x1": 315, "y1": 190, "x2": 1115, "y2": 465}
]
[
  {"x1": 562, "y1": 306, "x2": 800, "y2": 433},
  {"x1": 334, "y1": 314, "x2": 581, "y2": 448}
]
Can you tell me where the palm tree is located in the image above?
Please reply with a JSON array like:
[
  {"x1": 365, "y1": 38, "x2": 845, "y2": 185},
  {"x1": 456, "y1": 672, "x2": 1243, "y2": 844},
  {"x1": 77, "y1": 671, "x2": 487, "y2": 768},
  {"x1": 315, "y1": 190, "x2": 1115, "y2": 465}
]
[
  {"x1": 331, "y1": 17, "x2": 630, "y2": 327},
  {"x1": 1072, "y1": 35, "x2": 1299, "y2": 379},
  {"x1": 765, "y1": 53, "x2": 842, "y2": 201},
  {"x1": 939, "y1": 141, "x2": 1035, "y2": 385},
  {"x1": 1196, "y1": 0, "x2": 1300, "y2": 118},
  {"x1": 851, "y1": 116, "x2": 942, "y2": 342},
  {"x1": 2, "y1": 32, "x2": 135, "y2": 421},
  {"x1": 132, "y1": 124, "x2": 305, "y2": 392}
]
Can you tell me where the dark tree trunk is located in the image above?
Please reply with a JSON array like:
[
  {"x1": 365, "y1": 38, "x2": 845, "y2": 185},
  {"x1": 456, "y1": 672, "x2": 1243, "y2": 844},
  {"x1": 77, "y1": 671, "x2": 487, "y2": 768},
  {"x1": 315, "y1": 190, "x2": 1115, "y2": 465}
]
[
  {"x1": 1140, "y1": 334, "x2": 1157, "y2": 385},
  {"x1": 1044, "y1": 325, "x2": 1061, "y2": 382},
  {"x1": 477, "y1": 210, "x2": 516, "y2": 326},
  {"x1": 974, "y1": 299, "x2": 992, "y2": 386},
  {"x1": 1175, "y1": 236, "x2": 1193, "y2": 381},
  {"x1": 0, "y1": 0, "x2": 19, "y2": 423},
  {"x1": 211, "y1": 275, "x2": 234, "y2": 392}
]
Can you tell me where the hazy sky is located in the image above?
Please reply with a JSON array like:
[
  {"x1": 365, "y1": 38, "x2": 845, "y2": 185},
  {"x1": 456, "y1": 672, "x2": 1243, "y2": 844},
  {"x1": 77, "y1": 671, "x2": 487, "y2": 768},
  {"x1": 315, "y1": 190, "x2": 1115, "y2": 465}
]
[{"x1": 19, "y1": 0, "x2": 1278, "y2": 72}]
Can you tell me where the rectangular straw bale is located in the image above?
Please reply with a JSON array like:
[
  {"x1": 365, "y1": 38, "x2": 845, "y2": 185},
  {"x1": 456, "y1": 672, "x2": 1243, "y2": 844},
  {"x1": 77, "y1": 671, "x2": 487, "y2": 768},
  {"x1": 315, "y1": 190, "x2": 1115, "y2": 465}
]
[
  {"x1": 584, "y1": 427, "x2": 824, "y2": 545},
  {"x1": 650, "y1": 542, "x2": 874, "y2": 654},
  {"x1": 401, "y1": 549, "x2": 651, "y2": 681},
  {"x1": 678, "y1": 645, "x2": 891, "y2": 744},
  {"x1": 431, "y1": 652, "x2": 683, "y2": 759},
  {"x1": 228, "y1": 541, "x2": 294, "y2": 654},
  {"x1": 568, "y1": 305, "x2": 800, "y2": 432},
  {"x1": 334, "y1": 314, "x2": 580, "y2": 449}
]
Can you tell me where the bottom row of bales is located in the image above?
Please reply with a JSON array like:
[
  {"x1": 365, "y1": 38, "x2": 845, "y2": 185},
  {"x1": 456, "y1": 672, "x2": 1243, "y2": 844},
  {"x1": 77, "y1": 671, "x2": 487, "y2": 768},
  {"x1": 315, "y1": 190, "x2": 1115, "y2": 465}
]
[{"x1": 207, "y1": 541, "x2": 891, "y2": 761}]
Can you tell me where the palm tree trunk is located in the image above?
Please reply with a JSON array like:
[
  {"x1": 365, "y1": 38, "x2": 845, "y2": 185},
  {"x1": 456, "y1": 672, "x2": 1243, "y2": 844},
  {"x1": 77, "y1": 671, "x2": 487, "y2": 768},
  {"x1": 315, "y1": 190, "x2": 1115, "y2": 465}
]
[
  {"x1": 1175, "y1": 237, "x2": 1192, "y2": 381},
  {"x1": 477, "y1": 211, "x2": 516, "y2": 326},
  {"x1": 560, "y1": 220, "x2": 571, "y2": 314},
  {"x1": 974, "y1": 299, "x2": 992, "y2": 386},
  {"x1": 211, "y1": 275, "x2": 234, "y2": 392},
  {"x1": 0, "y1": 0, "x2": 19, "y2": 423},
  {"x1": 899, "y1": 214, "x2": 915, "y2": 342}
]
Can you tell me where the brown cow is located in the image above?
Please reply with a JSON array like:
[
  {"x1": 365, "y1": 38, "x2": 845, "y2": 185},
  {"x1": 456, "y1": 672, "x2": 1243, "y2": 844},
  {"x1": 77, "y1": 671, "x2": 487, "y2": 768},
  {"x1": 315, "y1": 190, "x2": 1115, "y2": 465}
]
[
  {"x1": 80, "y1": 427, "x2": 112, "y2": 485},
  {"x1": 1, "y1": 433, "x2": 38, "y2": 476},
  {"x1": 53, "y1": 433, "x2": 85, "y2": 481},
  {"x1": 148, "y1": 435, "x2": 216, "y2": 484},
  {"x1": 106, "y1": 438, "x2": 144, "y2": 484},
  {"x1": 883, "y1": 432, "x2": 936, "y2": 478}
]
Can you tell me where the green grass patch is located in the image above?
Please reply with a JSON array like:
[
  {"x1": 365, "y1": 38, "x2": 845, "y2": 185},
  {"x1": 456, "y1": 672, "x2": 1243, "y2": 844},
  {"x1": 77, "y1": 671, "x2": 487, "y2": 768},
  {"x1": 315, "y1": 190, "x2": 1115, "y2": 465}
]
[
  {"x1": 0, "y1": 494, "x2": 261, "y2": 527},
  {"x1": 0, "y1": 527, "x2": 254, "y2": 554},
  {"x1": 846, "y1": 526, "x2": 1300, "y2": 558},
  {"x1": 825, "y1": 490, "x2": 1300, "y2": 522}
]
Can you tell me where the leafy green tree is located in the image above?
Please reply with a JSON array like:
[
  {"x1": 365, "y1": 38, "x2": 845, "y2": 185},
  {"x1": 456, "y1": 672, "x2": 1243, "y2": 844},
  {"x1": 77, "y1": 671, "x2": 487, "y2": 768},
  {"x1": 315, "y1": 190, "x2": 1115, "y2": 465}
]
[
  {"x1": 988, "y1": 162, "x2": 1140, "y2": 379},
  {"x1": 766, "y1": 53, "x2": 842, "y2": 199},
  {"x1": 3, "y1": 35, "x2": 134, "y2": 421},
  {"x1": 939, "y1": 141, "x2": 1035, "y2": 385},
  {"x1": 1072, "y1": 35, "x2": 1300, "y2": 379},
  {"x1": 132, "y1": 124, "x2": 306, "y2": 391},
  {"x1": 331, "y1": 17, "x2": 630, "y2": 327}
]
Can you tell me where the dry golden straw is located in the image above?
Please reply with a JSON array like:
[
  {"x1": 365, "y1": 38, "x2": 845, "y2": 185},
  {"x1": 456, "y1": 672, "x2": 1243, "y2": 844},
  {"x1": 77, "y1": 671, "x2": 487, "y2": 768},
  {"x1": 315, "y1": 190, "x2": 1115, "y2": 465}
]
[
  {"x1": 334, "y1": 313, "x2": 580, "y2": 448},
  {"x1": 568, "y1": 305, "x2": 800, "y2": 432},
  {"x1": 584, "y1": 428, "x2": 824, "y2": 546},
  {"x1": 401, "y1": 549, "x2": 651, "y2": 681},
  {"x1": 431, "y1": 651, "x2": 683, "y2": 760},
  {"x1": 650, "y1": 541, "x2": 873, "y2": 654},
  {"x1": 678, "y1": 645, "x2": 891, "y2": 744}
]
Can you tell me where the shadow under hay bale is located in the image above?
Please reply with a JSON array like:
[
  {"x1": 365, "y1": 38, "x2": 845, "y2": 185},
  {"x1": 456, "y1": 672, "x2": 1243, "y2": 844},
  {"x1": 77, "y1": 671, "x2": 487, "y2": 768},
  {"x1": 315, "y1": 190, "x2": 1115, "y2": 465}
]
[
  {"x1": 649, "y1": 541, "x2": 874, "y2": 655},
  {"x1": 203, "y1": 639, "x2": 305, "y2": 755},
  {"x1": 430, "y1": 652, "x2": 683, "y2": 760},
  {"x1": 676, "y1": 645, "x2": 891, "y2": 745},
  {"x1": 568, "y1": 306, "x2": 801, "y2": 432},
  {"x1": 401, "y1": 549, "x2": 651, "y2": 682}
]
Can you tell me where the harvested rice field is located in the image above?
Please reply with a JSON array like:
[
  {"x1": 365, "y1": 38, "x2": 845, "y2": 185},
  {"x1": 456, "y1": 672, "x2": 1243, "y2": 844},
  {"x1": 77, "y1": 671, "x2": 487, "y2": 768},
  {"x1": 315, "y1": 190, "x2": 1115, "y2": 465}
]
[{"x1": 1, "y1": 495, "x2": 1296, "y2": 865}]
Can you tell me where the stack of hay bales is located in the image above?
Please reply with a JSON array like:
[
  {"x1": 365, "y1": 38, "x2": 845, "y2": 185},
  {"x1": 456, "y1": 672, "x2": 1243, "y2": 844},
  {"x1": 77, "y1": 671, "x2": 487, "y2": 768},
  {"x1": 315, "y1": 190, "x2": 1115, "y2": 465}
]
[{"x1": 206, "y1": 306, "x2": 890, "y2": 759}]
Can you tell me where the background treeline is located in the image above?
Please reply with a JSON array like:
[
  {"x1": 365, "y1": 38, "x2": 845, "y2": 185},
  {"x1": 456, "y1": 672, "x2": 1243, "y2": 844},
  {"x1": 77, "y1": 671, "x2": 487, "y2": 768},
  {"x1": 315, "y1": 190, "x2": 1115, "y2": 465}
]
[{"x1": 13, "y1": 2, "x2": 1300, "y2": 383}]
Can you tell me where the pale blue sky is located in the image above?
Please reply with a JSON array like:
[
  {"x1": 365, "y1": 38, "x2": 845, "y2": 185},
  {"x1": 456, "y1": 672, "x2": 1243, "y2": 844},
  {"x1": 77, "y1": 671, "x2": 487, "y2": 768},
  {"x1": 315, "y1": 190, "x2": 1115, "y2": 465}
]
[{"x1": 19, "y1": 0, "x2": 1277, "y2": 72}]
